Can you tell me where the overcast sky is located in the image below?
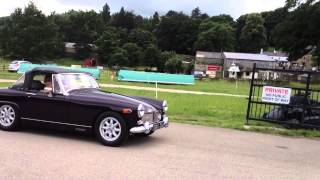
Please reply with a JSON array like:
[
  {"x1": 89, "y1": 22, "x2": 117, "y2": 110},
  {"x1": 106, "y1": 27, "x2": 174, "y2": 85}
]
[{"x1": 0, "y1": 0, "x2": 286, "y2": 19}]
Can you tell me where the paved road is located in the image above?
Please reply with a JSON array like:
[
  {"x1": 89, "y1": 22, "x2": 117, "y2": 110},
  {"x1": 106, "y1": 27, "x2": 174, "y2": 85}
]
[
  {"x1": 0, "y1": 123, "x2": 319, "y2": 180},
  {"x1": 0, "y1": 79, "x2": 247, "y2": 98}
]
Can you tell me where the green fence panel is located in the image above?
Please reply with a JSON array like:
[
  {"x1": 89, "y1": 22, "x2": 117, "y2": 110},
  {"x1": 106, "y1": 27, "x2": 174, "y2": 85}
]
[{"x1": 118, "y1": 70, "x2": 195, "y2": 85}]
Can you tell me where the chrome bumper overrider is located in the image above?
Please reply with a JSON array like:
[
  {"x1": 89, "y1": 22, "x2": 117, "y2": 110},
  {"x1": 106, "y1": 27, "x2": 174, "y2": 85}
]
[{"x1": 130, "y1": 116, "x2": 169, "y2": 134}]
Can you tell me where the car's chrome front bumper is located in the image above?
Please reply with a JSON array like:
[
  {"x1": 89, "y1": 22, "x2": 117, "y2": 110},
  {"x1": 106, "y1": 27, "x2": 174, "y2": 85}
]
[{"x1": 130, "y1": 116, "x2": 169, "y2": 134}]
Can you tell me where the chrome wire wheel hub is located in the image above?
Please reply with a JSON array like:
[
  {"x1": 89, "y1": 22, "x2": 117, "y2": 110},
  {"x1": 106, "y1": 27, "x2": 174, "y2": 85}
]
[
  {"x1": 0, "y1": 105, "x2": 15, "y2": 127},
  {"x1": 99, "y1": 117, "x2": 121, "y2": 142}
]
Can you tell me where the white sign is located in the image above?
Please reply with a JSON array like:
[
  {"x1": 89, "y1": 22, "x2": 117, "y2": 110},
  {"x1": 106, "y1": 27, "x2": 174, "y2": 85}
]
[{"x1": 262, "y1": 86, "x2": 292, "y2": 104}]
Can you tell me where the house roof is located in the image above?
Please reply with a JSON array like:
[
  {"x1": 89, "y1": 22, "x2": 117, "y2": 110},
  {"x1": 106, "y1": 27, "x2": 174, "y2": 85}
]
[
  {"x1": 262, "y1": 51, "x2": 288, "y2": 57},
  {"x1": 196, "y1": 51, "x2": 223, "y2": 59},
  {"x1": 223, "y1": 52, "x2": 274, "y2": 62}
]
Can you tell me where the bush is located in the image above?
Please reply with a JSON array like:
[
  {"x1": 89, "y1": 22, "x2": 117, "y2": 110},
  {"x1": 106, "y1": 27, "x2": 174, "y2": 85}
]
[{"x1": 164, "y1": 55, "x2": 183, "y2": 73}]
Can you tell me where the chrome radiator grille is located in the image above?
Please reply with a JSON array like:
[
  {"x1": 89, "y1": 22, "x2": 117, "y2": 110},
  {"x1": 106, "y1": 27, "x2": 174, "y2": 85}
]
[{"x1": 142, "y1": 112, "x2": 161, "y2": 123}]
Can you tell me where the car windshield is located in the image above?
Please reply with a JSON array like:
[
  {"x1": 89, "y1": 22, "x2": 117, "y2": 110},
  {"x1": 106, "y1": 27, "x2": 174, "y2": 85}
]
[{"x1": 58, "y1": 73, "x2": 99, "y2": 92}]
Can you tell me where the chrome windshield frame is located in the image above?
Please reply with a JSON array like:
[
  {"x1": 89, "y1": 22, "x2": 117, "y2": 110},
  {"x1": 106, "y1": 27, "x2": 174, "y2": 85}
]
[{"x1": 53, "y1": 73, "x2": 99, "y2": 96}]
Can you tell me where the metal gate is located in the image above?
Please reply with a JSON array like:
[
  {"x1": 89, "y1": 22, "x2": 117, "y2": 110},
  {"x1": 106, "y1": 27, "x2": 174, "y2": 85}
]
[{"x1": 246, "y1": 64, "x2": 320, "y2": 128}]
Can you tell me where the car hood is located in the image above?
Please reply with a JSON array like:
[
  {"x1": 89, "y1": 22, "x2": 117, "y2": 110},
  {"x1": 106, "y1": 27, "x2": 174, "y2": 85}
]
[
  {"x1": 129, "y1": 96, "x2": 164, "y2": 110},
  {"x1": 68, "y1": 88, "x2": 160, "y2": 111}
]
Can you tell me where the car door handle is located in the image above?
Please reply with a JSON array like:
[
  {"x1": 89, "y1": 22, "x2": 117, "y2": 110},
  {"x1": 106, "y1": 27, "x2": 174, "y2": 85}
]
[{"x1": 26, "y1": 92, "x2": 36, "y2": 98}]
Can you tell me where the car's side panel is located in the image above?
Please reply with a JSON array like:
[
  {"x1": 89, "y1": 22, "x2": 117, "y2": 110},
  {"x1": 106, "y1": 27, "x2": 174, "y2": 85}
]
[
  {"x1": 66, "y1": 96, "x2": 139, "y2": 129},
  {"x1": 0, "y1": 89, "x2": 26, "y2": 112},
  {"x1": 23, "y1": 92, "x2": 68, "y2": 124},
  {"x1": 66, "y1": 97, "x2": 106, "y2": 127}
]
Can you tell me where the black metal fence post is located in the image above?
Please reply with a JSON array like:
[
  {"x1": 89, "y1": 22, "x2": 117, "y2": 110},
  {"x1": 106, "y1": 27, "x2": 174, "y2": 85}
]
[
  {"x1": 246, "y1": 63, "x2": 256, "y2": 124},
  {"x1": 301, "y1": 73, "x2": 312, "y2": 123}
]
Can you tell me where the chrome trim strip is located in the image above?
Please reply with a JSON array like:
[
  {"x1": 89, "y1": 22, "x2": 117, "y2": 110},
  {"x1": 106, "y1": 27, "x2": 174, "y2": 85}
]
[{"x1": 21, "y1": 117, "x2": 92, "y2": 128}]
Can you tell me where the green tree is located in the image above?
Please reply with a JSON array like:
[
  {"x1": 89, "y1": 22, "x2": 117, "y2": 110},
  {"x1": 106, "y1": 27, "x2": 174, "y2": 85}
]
[
  {"x1": 164, "y1": 55, "x2": 183, "y2": 73},
  {"x1": 237, "y1": 13, "x2": 267, "y2": 53},
  {"x1": 191, "y1": 7, "x2": 209, "y2": 20},
  {"x1": 191, "y1": 7, "x2": 201, "y2": 19},
  {"x1": 194, "y1": 23, "x2": 235, "y2": 52},
  {"x1": 128, "y1": 28, "x2": 155, "y2": 48},
  {"x1": 111, "y1": 7, "x2": 136, "y2": 30},
  {"x1": 158, "y1": 51, "x2": 176, "y2": 72},
  {"x1": 142, "y1": 45, "x2": 161, "y2": 68},
  {"x1": 0, "y1": 2, "x2": 63, "y2": 60},
  {"x1": 195, "y1": 15, "x2": 235, "y2": 52},
  {"x1": 151, "y1": 12, "x2": 160, "y2": 28},
  {"x1": 261, "y1": 8, "x2": 288, "y2": 46},
  {"x1": 122, "y1": 43, "x2": 142, "y2": 66},
  {"x1": 273, "y1": 1, "x2": 320, "y2": 60},
  {"x1": 101, "y1": 2, "x2": 111, "y2": 24},
  {"x1": 206, "y1": 14, "x2": 234, "y2": 26},
  {"x1": 155, "y1": 11, "x2": 199, "y2": 54},
  {"x1": 54, "y1": 10, "x2": 104, "y2": 44},
  {"x1": 95, "y1": 27, "x2": 121, "y2": 64},
  {"x1": 109, "y1": 47, "x2": 129, "y2": 66},
  {"x1": 134, "y1": 15, "x2": 144, "y2": 29}
]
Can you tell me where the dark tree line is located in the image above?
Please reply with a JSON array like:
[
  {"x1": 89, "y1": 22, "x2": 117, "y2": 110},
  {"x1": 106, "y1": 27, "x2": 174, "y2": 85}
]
[{"x1": 0, "y1": 1, "x2": 319, "y2": 71}]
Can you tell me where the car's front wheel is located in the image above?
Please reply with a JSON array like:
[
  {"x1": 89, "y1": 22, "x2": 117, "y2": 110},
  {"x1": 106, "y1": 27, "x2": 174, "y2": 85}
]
[
  {"x1": 95, "y1": 112, "x2": 129, "y2": 146},
  {"x1": 0, "y1": 104, "x2": 20, "y2": 131}
]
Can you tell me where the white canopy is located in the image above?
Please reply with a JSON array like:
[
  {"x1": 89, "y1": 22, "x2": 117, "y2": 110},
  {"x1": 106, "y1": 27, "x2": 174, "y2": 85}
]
[{"x1": 228, "y1": 63, "x2": 240, "y2": 72}]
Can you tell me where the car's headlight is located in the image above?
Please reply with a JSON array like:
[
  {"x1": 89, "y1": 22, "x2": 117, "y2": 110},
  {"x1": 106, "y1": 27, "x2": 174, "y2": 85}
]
[
  {"x1": 163, "y1": 100, "x2": 168, "y2": 112},
  {"x1": 137, "y1": 104, "x2": 145, "y2": 118}
]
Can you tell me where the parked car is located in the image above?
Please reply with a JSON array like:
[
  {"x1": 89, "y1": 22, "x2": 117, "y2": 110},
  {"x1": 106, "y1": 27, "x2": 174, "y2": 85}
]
[
  {"x1": 8, "y1": 60, "x2": 31, "y2": 72},
  {"x1": 0, "y1": 67, "x2": 169, "y2": 146}
]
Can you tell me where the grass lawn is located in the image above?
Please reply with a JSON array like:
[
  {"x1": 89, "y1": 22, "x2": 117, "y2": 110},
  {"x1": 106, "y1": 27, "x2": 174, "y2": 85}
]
[{"x1": 0, "y1": 82, "x2": 11, "y2": 87}]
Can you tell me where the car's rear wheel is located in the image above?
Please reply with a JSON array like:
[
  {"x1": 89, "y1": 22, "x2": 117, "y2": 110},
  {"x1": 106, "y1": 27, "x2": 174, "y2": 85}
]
[
  {"x1": 95, "y1": 112, "x2": 128, "y2": 146},
  {"x1": 0, "y1": 104, "x2": 20, "y2": 131}
]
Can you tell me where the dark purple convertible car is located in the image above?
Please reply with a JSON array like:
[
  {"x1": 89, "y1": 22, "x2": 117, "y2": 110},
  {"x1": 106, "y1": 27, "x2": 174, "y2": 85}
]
[{"x1": 0, "y1": 67, "x2": 169, "y2": 146}]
